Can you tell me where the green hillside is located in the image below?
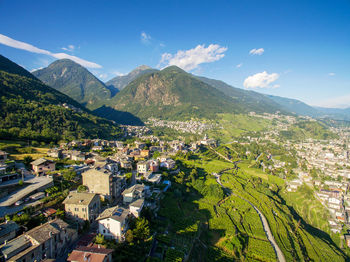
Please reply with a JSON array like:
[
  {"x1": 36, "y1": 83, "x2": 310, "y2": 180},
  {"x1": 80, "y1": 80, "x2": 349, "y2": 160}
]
[
  {"x1": 280, "y1": 120, "x2": 338, "y2": 140},
  {"x1": 196, "y1": 76, "x2": 286, "y2": 114},
  {"x1": 33, "y1": 59, "x2": 111, "y2": 110},
  {"x1": 109, "y1": 66, "x2": 270, "y2": 120},
  {"x1": 0, "y1": 55, "x2": 122, "y2": 142},
  {"x1": 268, "y1": 94, "x2": 321, "y2": 117}
]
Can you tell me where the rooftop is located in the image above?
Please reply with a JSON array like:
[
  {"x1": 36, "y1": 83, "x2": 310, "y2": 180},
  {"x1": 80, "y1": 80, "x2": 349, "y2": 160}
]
[
  {"x1": 67, "y1": 246, "x2": 113, "y2": 262},
  {"x1": 97, "y1": 206, "x2": 129, "y2": 223},
  {"x1": 30, "y1": 158, "x2": 53, "y2": 166},
  {"x1": 130, "y1": 198, "x2": 144, "y2": 208},
  {"x1": 0, "y1": 221, "x2": 19, "y2": 238},
  {"x1": 63, "y1": 192, "x2": 98, "y2": 205}
]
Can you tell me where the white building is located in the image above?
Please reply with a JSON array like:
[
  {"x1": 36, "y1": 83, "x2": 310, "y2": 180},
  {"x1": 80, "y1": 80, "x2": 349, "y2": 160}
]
[
  {"x1": 97, "y1": 206, "x2": 129, "y2": 241},
  {"x1": 129, "y1": 198, "x2": 145, "y2": 218}
]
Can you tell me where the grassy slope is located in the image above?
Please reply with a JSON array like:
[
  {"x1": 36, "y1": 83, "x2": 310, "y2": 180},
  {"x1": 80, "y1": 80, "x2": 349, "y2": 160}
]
[
  {"x1": 157, "y1": 148, "x2": 346, "y2": 261},
  {"x1": 208, "y1": 114, "x2": 272, "y2": 143}
]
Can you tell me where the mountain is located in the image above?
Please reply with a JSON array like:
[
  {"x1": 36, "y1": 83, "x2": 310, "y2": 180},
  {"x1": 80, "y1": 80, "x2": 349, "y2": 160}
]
[
  {"x1": 33, "y1": 59, "x2": 111, "y2": 110},
  {"x1": 196, "y1": 76, "x2": 286, "y2": 114},
  {"x1": 107, "y1": 66, "x2": 284, "y2": 121},
  {"x1": 105, "y1": 65, "x2": 157, "y2": 94},
  {"x1": 267, "y1": 95, "x2": 321, "y2": 117},
  {"x1": 267, "y1": 94, "x2": 350, "y2": 121},
  {"x1": 0, "y1": 55, "x2": 122, "y2": 142}
]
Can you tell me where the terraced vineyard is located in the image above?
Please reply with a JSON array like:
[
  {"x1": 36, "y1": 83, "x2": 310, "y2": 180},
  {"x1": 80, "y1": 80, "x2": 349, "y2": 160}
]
[{"x1": 153, "y1": 147, "x2": 347, "y2": 261}]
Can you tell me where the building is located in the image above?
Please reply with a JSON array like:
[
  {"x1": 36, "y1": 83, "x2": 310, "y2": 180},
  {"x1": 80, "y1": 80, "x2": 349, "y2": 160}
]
[
  {"x1": 0, "y1": 221, "x2": 19, "y2": 245},
  {"x1": 82, "y1": 167, "x2": 118, "y2": 201},
  {"x1": 63, "y1": 192, "x2": 100, "y2": 223},
  {"x1": 0, "y1": 151, "x2": 8, "y2": 165},
  {"x1": 70, "y1": 151, "x2": 86, "y2": 161},
  {"x1": 122, "y1": 184, "x2": 145, "y2": 204},
  {"x1": 129, "y1": 198, "x2": 144, "y2": 218},
  {"x1": 31, "y1": 158, "x2": 55, "y2": 176},
  {"x1": 47, "y1": 148, "x2": 63, "y2": 159},
  {"x1": 160, "y1": 159, "x2": 176, "y2": 170},
  {"x1": 0, "y1": 219, "x2": 77, "y2": 262},
  {"x1": 140, "y1": 150, "x2": 150, "y2": 158},
  {"x1": 67, "y1": 246, "x2": 113, "y2": 262},
  {"x1": 149, "y1": 160, "x2": 159, "y2": 172},
  {"x1": 137, "y1": 161, "x2": 149, "y2": 174},
  {"x1": 345, "y1": 234, "x2": 350, "y2": 248},
  {"x1": 97, "y1": 206, "x2": 129, "y2": 241}
]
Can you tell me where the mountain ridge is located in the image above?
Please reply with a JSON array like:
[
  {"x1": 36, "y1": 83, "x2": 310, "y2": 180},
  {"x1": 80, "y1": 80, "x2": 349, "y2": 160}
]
[
  {"x1": 0, "y1": 55, "x2": 122, "y2": 142},
  {"x1": 33, "y1": 59, "x2": 111, "y2": 110}
]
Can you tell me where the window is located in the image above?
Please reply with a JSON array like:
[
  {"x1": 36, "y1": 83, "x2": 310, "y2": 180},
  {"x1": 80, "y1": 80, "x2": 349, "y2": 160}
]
[{"x1": 103, "y1": 229, "x2": 106, "y2": 233}]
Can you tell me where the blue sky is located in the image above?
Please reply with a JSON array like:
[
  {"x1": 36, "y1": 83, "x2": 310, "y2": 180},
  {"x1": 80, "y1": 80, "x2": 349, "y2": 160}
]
[{"x1": 0, "y1": 0, "x2": 349, "y2": 107}]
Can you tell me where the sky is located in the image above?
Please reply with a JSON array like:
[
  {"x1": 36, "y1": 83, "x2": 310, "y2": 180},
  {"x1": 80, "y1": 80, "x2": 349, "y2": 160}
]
[{"x1": 0, "y1": 0, "x2": 349, "y2": 108}]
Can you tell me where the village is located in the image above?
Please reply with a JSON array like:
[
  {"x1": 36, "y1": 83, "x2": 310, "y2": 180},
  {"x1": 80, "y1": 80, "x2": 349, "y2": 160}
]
[
  {"x1": 0, "y1": 134, "x2": 217, "y2": 262},
  {"x1": 1, "y1": 114, "x2": 350, "y2": 261}
]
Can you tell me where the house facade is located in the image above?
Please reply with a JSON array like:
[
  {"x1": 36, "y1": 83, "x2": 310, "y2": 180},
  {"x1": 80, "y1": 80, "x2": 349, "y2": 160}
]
[
  {"x1": 63, "y1": 192, "x2": 101, "y2": 223},
  {"x1": 31, "y1": 158, "x2": 55, "y2": 176},
  {"x1": 82, "y1": 167, "x2": 116, "y2": 201},
  {"x1": 97, "y1": 206, "x2": 129, "y2": 241}
]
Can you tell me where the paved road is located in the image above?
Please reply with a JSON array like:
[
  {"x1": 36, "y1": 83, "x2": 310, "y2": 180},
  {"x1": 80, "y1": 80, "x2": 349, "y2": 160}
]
[
  {"x1": 0, "y1": 176, "x2": 53, "y2": 217},
  {"x1": 215, "y1": 175, "x2": 286, "y2": 262}
]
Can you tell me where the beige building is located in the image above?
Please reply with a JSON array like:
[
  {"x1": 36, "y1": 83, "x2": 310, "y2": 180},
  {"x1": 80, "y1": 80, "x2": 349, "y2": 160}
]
[
  {"x1": 122, "y1": 184, "x2": 145, "y2": 204},
  {"x1": 0, "y1": 219, "x2": 77, "y2": 262},
  {"x1": 82, "y1": 166, "x2": 123, "y2": 201},
  {"x1": 31, "y1": 158, "x2": 55, "y2": 176},
  {"x1": 63, "y1": 192, "x2": 100, "y2": 223},
  {"x1": 137, "y1": 161, "x2": 149, "y2": 174}
]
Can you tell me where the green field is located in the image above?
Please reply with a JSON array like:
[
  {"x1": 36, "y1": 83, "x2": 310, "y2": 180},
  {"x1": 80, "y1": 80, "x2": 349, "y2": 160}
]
[
  {"x1": 281, "y1": 184, "x2": 331, "y2": 233},
  {"x1": 155, "y1": 148, "x2": 347, "y2": 261},
  {"x1": 208, "y1": 113, "x2": 272, "y2": 143}
]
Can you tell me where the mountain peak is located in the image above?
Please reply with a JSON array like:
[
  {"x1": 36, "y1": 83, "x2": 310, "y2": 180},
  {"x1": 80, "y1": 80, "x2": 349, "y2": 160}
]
[
  {"x1": 161, "y1": 65, "x2": 186, "y2": 73},
  {"x1": 134, "y1": 65, "x2": 153, "y2": 71},
  {"x1": 33, "y1": 59, "x2": 110, "y2": 109}
]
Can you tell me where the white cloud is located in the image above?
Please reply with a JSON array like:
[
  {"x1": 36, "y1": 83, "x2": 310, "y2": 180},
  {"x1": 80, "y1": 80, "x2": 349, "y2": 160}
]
[
  {"x1": 0, "y1": 34, "x2": 101, "y2": 68},
  {"x1": 62, "y1": 44, "x2": 75, "y2": 52},
  {"x1": 249, "y1": 48, "x2": 264, "y2": 55},
  {"x1": 30, "y1": 67, "x2": 43, "y2": 72},
  {"x1": 236, "y1": 63, "x2": 243, "y2": 68},
  {"x1": 141, "y1": 31, "x2": 151, "y2": 44},
  {"x1": 158, "y1": 44, "x2": 227, "y2": 71},
  {"x1": 243, "y1": 71, "x2": 279, "y2": 89},
  {"x1": 328, "y1": 72, "x2": 335, "y2": 76},
  {"x1": 113, "y1": 71, "x2": 126, "y2": 77}
]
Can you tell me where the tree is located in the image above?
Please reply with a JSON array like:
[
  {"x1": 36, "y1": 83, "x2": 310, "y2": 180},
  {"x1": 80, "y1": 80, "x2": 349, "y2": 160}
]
[
  {"x1": 153, "y1": 151, "x2": 160, "y2": 159},
  {"x1": 62, "y1": 169, "x2": 77, "y2": 181},
  {"x1": 125, "y1": 229, "x2": 134, "y2": 243},
  {"x1": 77, "y1": 185, "x2": 88, "y2": 192},
  {"x1": 95, "y1": 233, "x2": 105, "y2": 244},
  {"x1": 18, "y1": 180, "x2": 24, "y2": 186},
  {"x1": 56, "y1": 209, "x2": 65, "y2": 219},
  {"x1": 133, "y1": 217, "x2": 150, "y2": 241},
  {"x1": 23, "y1": 155, "x2": 33, "y2": 167}
]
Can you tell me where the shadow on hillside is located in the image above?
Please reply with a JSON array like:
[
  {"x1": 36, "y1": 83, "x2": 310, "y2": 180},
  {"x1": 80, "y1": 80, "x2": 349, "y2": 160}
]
[
  {"x1": 93, "y1": 105, "x2": 144, "y2": 126},
  {"x1": 106, "y1": 85, "x2": 120, "y2": 97},
  {"x1": 275, "y1": 194, "x2": 347, "y2": 259}
]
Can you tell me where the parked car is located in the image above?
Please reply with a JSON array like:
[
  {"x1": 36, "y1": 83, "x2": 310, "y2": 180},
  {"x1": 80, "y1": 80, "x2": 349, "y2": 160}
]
[{"x1": 15, "y1": 200, "x2": 23, "y2": 206}]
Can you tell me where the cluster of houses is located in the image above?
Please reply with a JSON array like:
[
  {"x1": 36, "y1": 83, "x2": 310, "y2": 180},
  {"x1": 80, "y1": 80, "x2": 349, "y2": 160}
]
[
  {"x1": 146, "y1": 117, "x2": 219, "y2": 134},
  {"x1": 0, "y1": 134, "x2": 219, "y2": 261}
]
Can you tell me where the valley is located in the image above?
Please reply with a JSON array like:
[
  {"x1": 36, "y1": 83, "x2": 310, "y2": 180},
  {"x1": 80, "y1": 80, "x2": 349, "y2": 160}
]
[{"x1": 0, "y1": 55, "x2": 350, "y2": 262}]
